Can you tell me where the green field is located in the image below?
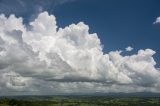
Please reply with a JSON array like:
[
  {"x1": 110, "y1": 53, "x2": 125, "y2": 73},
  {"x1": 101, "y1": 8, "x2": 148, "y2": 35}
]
[{"x1": 0, "y1": 96, "x2": 160, "y2": 106}]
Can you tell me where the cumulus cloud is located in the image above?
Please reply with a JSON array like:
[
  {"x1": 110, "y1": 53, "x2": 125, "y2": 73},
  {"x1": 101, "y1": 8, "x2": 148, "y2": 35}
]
[
  {"x1": 153, "y1": 17, "x2": 160, "y2": 24},
  {"x1": 125, "y1": 46, "x2": 133, "y2": 51},
  {"x1": 0, "y1": 12, "x2": 160, "y2": 95}
]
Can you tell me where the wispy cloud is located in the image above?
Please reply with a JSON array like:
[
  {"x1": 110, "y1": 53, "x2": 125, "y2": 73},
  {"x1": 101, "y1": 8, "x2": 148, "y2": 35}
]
[
  {"x1": 153, "y1": 17, "x2": 160, "y2": 24},
  {"x1": 0, "y1": 0, "x2": 77, "y2": 15},
  {"x1": 125, "y1": 46, "x2": 133, "y2": 51}
]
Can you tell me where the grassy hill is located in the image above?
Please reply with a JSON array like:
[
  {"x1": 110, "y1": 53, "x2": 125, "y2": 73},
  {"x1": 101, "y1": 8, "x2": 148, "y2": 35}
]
[{"x1": 0, "y1": 96, "x2": 160, "y2": 106}]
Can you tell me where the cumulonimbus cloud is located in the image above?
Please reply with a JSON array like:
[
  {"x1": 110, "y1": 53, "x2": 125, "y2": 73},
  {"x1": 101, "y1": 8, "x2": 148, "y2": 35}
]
[{"x1": 0, "y1": 12, "x2": 160, "y2": 95}]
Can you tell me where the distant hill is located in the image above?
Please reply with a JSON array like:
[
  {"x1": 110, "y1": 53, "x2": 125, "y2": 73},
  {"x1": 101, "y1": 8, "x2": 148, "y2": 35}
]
[{"x1": 0, "y1": 92, "x2": 160, "y2": 100}]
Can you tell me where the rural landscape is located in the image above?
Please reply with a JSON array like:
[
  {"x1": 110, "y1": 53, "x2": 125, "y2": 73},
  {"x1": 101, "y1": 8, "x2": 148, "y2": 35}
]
[
  {"x1": 0, "y1": 0, "x2": 160, "y2": 106},
  {"x1": 0, "y1": 96, "x2": 160, "y2": 106}
]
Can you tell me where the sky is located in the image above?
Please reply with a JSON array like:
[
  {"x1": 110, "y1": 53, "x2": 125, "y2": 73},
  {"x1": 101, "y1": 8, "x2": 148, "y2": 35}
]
[{"x1": 0, "y1": 0, "x2": 160, "y2": 95}]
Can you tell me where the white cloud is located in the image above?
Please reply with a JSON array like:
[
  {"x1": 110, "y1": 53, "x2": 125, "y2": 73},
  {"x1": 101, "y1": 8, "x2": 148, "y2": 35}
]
[
  {"x1": 0, "y1": 0, "x2": 77, "y2": 15},
  {"x1": 0, "y1": 12, "x2": 160, "y2": 95},
  {"x1": 125, "y1": 46, "x2": 133, "y2": 51},
  {"x1": 153, "y1": 17, "x2": 160, "y2": 24}
]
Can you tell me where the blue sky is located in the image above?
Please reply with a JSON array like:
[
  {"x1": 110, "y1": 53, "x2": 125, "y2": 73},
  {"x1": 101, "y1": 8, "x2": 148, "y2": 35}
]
[
  {"x1": 55, "y1": 0, "x2": 160, "y2": 67},
  {"x1": 1, "y1": 0, "x2": 160, "y2": 95},
  {"x1": 0, "y1": 0, "x2": 160, "y2": 66},
  {"x1": 53, "y1": 0, "x2": 160, "y2": 66}
]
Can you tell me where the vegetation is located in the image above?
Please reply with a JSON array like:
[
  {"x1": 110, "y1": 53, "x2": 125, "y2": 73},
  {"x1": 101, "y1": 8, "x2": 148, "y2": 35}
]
[{"x1": 0, "y1": 96, "x2": 160, "y2": 106}]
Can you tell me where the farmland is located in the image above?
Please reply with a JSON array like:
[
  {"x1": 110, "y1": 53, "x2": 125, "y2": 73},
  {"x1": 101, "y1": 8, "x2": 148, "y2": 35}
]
[{"x1": 0, "y1": 96, "x2": 160, "y2": 106}]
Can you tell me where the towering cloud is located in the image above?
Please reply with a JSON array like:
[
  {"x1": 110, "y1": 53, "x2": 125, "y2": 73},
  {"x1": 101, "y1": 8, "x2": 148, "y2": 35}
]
[{"x1": 0, "y1": 12, "x2": 160, "y2": 95}]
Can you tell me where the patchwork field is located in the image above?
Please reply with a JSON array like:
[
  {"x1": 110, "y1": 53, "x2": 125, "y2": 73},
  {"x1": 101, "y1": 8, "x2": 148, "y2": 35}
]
[{"x1": 0, "y1": 96, "x2": 160, "y2": 106}]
